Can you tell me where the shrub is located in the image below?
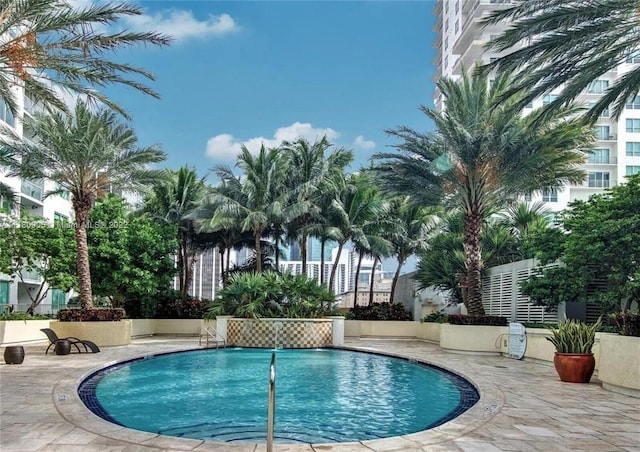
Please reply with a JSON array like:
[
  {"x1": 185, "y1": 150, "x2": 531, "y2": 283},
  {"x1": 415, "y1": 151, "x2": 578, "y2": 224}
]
[
  {"x1": 613, "y1": 312, "x2": 640, "y2": 337},
  {"x1": 448, "y1": 315, "x2": 508, "y2": 326},
  {"x1": 207, "y1": 271, "x2": 337, "y2": 319},
  {"x1": 546, "y1": 318, "x2": 601, "y2": 353},
  {"x1": 422, "y1": 311, "x2": 449, "y2": 323},
  {"x1": 0, "y1": 312, "x2": 50, "y2": 320},
  {"x1": 347, "y1": 302, "x2": 412, "y2": 321},
  {"x1": 155, "y1": 290, "x2": 211, "y2": 319},
  {"x1": 57, "y1": 308, "x2": 125, "y2": 321}
]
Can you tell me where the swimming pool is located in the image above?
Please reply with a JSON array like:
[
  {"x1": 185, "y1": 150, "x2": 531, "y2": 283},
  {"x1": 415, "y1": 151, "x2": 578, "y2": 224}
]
[{"x1": 79, "y1": 348, "x2": 479, "y2": 444}]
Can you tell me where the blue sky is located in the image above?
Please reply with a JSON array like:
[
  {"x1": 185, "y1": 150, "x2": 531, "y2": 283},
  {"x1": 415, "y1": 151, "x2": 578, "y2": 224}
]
[{"x1": 104, "y1": 1, "x2": 438, "y2": 175}]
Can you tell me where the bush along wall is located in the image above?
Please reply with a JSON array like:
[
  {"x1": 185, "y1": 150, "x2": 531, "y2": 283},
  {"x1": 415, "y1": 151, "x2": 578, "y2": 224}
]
[
  {"x1": 347, "y1": 302, "x2": 412, "y2": 321},
  {"x1": 448, "y1": 315, "x2": 508, "y2": 326},
  {"x1": 613, "y1": 312, "x2": 640, "y2": 337},
  {"x1": 57, "y1": 308, "x2": 125, "y2": 321}
]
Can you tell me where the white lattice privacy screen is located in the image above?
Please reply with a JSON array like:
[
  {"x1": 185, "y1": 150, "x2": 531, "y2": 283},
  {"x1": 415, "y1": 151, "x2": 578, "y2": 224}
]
[{"x1": 482, "y1": 259, "x2": 559, "y2": 323}]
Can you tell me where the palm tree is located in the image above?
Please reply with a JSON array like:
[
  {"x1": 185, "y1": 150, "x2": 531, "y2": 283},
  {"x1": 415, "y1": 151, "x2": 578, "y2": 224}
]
[
  {"x1": 384, "y1": 197, "x2": 435, "y2": 303},
  {"x1": 327, "y1": 173, "x2": 383, "y2": 294},
  {"x1": 481, "y1": 0, "x2": 638, "y2": 122},
  {"x1": 374, "y1": 70, "x2": 593, "y2": 315},
  {"x1": 499, "y1": 201, "x2": 551, "y2": 240},
  {"x1": 283, "y1": 137, "x2": 352, "y2": 275},
  {"x1": 10, "y1": 101, "x2": 165, "y2": 308},
  {"x1": 0, "y1": 0, "x2": 170, "y2": 118},
  {"x1": 144, "y1": 166, "x2": 208, "y2": 299},
  {"x1": 209, "y1": 145, "x2": 285, "y2": 273}
]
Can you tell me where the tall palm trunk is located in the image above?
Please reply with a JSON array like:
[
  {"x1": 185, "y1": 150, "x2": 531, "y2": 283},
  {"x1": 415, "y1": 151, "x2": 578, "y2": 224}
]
[
  {"x1": 353, "y1": 252, "x2": 364, "y2": 308},
  {"x1": 463, "y1": 211, "x2": 485, "y2": 316},
  {"x1": 219, "y1": 247, "x2": 226, "y2": 287},
  {"x1": 255, "y1": 229, "x2": 263, "y2": 273},
  {"x1": 299, "y1": 231, "x2": 308, "y2": 275},
  {"x1": 274, "y1": 230, "x2": 281, "y2": 271},
  {"x1": 328, "y1": 242, "x2": 346, "y2": 295},
  {"x1": 320, "y1": 237, "x2": 326, "y2": 285},
  {"x1": 390, "y1": 257, "x2": 405, "y2": 303},
  {"x1": 73, "y1": 196, "x2": 94, "y2": 309},
  {"x1": 368, "y1": 256, "x2": 379, "y2": 306}
]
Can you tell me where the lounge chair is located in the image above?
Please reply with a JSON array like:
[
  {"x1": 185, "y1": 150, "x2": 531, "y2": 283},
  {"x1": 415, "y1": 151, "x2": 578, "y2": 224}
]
[{"x1": 40, "y1": 328, "x2": 101, "y2": 354}]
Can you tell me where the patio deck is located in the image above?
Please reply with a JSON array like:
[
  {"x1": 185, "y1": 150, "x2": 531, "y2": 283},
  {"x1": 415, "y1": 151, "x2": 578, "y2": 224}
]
[{"x1": 0, "y1": 338, "x2": 638, "y2": 451}]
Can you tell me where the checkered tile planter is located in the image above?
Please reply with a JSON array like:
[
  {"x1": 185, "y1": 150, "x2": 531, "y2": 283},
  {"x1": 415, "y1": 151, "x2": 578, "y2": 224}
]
[{"x1": 227, "y1": 319, "x2": 332, "y2": 348}]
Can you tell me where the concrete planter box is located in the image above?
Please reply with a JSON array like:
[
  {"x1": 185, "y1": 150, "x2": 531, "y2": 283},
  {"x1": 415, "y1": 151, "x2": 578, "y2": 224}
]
[
  {"x1": 597, "y1": 334, "x2": 640, "y2": 398},
  {"x1": 51, "y1": 320, "x2": 131, "y2": 347},
  {"x1": 226, "y1": 318, "x2": 333, "y2": 348},
  {"x1": 416, "y1": 322, "x2": 442, "y2": 343},
  {"x1": 440, "y1": 324, "x2": 507, "y2": 354},
  {"x1": 0, "y1": 320, "x2": 50, "y2": 346},
  {"x1": 524, "y1": 328, "x2": 609, "y2": 369},
  {"x1": 131, "y1": 319, "x2": 155, "y2": 337},
  {"x1": 344, "y1": 320, "x2": 417, "y2": 338},
  {"x1": 153, "y1": 319, "x2": 202, "y2": 336}
]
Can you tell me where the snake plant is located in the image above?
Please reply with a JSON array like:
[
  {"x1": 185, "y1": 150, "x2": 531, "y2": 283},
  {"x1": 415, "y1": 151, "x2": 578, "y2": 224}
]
[{"x1": 546, "y1": 318, "x2": 602, "y2": 354}]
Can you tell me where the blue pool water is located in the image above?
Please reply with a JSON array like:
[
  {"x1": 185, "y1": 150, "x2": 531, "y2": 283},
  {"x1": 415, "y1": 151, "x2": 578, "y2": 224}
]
[{"x1": 79, "y1": 348, "x2": 478, "y2": 444}]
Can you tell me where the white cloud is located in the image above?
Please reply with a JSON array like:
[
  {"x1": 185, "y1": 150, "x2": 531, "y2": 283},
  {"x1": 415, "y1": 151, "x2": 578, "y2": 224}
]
[
  {"x1": 353, "y1": 135, "x2": 376, "y2": 150},
  {"x1": 205, "y1": 122, "x2": 340, "y2": 160},
  {"x1": 124, "y1": 11, "x2": 239, "y2": 41}
]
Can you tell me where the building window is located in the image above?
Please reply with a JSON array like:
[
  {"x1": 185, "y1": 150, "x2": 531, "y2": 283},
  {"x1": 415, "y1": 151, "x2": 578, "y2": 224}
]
[
  {"x1": 587, "y1": 80, "x2": 609, "y2": 94},
  {"x1": 455, "y1": 0, "x2": 459, "y2": 13},
  {"x1": 444, "y1": 0, "x2": 449, "y2": 13},
  {"x1": 444, "y1": 37, "x2": 448, "y2": 50},
  {"x1": 626, "y1": 118, "x2": 640, "y2": 133},
  {"x1": 454, "y1": 19, "x2": 459, "y2": 33},
  {"x1": 0, "y1": 97, "x2": 15, "y2": 128},
  {"x1": 53, "y1": 212, "x2": 69, "y2": 224},
  {"x1": 542, "y1": 189, "x2": 558, "y2": 202},
  {"x1": 542, "y1": 94, "x2": 558, "y2": 106},
  {"x1": 444, "y1": 55, "x2": 448, "y2": 69},
  {"x1": 524, "y1": 101, "x2": 533, "y2": 109},
  {"x1": 627, "y1": 142, "x2": 640, "y2": 156},
  {"x1": 445, "y1": 19, "x2": 449, "y2": 32},
  {"x1": 627, "y1": 166, "x2": 640, "y2": 176},
  {"x1": 0, "y1": 197, "x2": 10, "y2": 214},
  {"x1": 0, "y1": 280, "x2": 8, "y2": 305},
  {"x1": 589, "y1": 148, "x2": 610, "y2": 164},
  {"x1": 588, "y1": 172, "x2": 610, "y2": 188},
  {"x1": 523, "y1": 193, "x2": 532, "y2": 202},
  {"x1": 594, "y1": 125, "x2": 610, "y2": 140},
  {"x1": 54, "y1": 183, "x2": 70, "y2": 200},
  {"x1": 626, "y1": 51, "x2": 640, "y2": 64},
  {"x1": 626, "y1": 96, "x2": 640, "y2": 109},
  {"x1": 51, "y1": 289, "x2": 66, "y2": 311}
]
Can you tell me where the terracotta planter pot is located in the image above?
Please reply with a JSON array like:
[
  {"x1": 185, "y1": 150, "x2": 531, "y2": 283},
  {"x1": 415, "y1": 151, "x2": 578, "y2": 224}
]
[{"x1": 553, "y1": 352, "x2": 596, "y2": 383}]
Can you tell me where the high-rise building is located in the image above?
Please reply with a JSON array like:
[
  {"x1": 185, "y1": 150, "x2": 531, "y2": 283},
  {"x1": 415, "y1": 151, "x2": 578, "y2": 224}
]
[
  {"x1": 0, "y1": 89, "x2": 74, "y2": 314},
  {"x1": 433, "y1": 0, "x2": 640, "y2": 210},
  {"x1": 188, "y1": 248, "x2": 223, "y2": 300}
]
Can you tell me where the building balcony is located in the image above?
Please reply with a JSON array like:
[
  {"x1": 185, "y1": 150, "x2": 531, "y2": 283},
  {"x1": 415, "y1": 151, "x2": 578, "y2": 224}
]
[
  {"x1": 20, "y1": 268, "x2": 42, "y2": 283},
  {"x1": 586, "y1": 156, "x2": 617, "y2": 165},
  {"x1": 20, "y1": 180, "x2": 44, "y2": 201},
  {"x1": 595, "y1": 134, "x2": 617, "y2": 141}
]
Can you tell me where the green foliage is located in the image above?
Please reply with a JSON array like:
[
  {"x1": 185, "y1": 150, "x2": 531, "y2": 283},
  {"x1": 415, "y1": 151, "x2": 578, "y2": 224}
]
[
  {"x1": 0, "y1": 312, "x2": 50, "y2": 320},
  {"x1": 155, "y1": 290, "x2": 211, "y2": 319},
  {"x1": 57, "y1": 308, "x2": 125, "y2": 322},
  {"x1": 613, "y1": 312, "x2": 640, "y2": 337},
  {"x1": 522, "y1": 174, "x2": 640, "y2": 312},
  {"x1": 0, "y1": 214, "x2": 76, "y2": 313},
  {"x1": 448, "y1": 315, "x2": 508, "y2": 326},
  {"x1": 88, "y1": 195, "x2": 177, "y2": 318},
  {"x1": 546, "y1": 318, "x2": 602, "y2": 354},
  {"x1": 346, "y1": 302, "x2": 412, "y2": 321},
  {"x1": 421, "y1": 312, "x2": 449, "y2": 323},
  {"x1": 207, "y1": 271, "x2": 336, "y2": 319}
]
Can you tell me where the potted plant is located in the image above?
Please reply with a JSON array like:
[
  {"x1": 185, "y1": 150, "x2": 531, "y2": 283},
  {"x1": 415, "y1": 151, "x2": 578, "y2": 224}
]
[{"x1": 547, "y1": 318, "x2": 601, "y2": 383}]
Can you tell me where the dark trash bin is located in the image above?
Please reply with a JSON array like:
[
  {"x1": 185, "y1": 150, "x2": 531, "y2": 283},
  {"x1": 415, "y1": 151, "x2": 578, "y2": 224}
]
[
  {"x1": 55, "y1": 340, "x2": 71, "y2": 355},
  {"x1": 4, "y1": 345, "x2": 25, "y2": 364}
]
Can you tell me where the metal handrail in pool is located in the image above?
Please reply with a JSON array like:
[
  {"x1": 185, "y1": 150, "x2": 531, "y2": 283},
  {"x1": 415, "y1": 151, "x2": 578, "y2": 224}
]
[
  {"x1": 267, "y1": 352, "x2": 276, "y2": 452},
  {"x1": 199, "y1": 326, "x2": 226, "y2": 348}
]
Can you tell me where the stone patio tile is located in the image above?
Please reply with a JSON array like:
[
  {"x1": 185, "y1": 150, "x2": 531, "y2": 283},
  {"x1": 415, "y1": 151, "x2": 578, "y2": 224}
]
[
  {"x1": 0, "y1": 437, "x2": 54, "y2": 451},
  {"x1": 37, "y1": 445, "x2": 127, "y2": 452},
  {"x1": 361, "y1": 436, "x2": 423, "y2": 451},
  {"x1": 255, "y1": 443, "x2": 314, "y2": 451},
  {"x1": 194, "y1": 442, "x2": 257, "y2": 451},
  {"x1": 455, "y1": 441, "x2": 506, "y2": 451},
  {"x1": 140, "y1": 434, "x2": 204, "y2": 450},
  {"x1": 312, "y1": 442, "x2": 372, "y2": 451},
  {"x1": 50, "y1": 426, "x2": 100, "y2": 445},
  {"x1": 512, "y1": 425, "x2": 560, "y2": 437}
]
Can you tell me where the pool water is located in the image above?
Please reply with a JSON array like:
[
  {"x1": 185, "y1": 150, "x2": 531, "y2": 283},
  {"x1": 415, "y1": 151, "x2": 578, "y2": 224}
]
[{"x1": 79, "y1": 348, "x2": 478, "y2": 443}]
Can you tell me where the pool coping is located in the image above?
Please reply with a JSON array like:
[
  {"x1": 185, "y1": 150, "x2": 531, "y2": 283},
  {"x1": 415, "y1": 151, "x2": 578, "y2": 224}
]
[{"x1": 52, "y1": 344, "x2": 505, "y2": 451}]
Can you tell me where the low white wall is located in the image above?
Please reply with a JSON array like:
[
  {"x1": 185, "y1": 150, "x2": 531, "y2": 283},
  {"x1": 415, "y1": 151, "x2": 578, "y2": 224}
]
[
  {"x1": 344, "y1": 320, "x2": 417, "y2": 337},
  {"x1": 440, "y1": 324, "x2": 508, "y2": 354},
  {"x1": 0, "y1": 320, "x2": 50, "y2": 346},
  {"x1": 153, "y1": 319, "x2": 202, "y2": 336},
  {"x1": 415, "y1": 322, "x2": 441, "y2": 343},
  {"x1": 131, "y1": 319, "x2": 155, "y2": 337},
  {"x1": 51, "y1": 320, "x2": 131, "y2": 347},
  {"x1": 597, "y1": 335, "x2": 640, "y2": 397}
]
